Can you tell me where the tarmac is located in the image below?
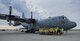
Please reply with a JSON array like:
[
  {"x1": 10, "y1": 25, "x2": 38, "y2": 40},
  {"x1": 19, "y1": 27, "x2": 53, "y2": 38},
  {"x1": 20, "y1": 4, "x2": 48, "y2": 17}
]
[{"x1": 0, "y1": 31, "x2": 80, "y2": 41}]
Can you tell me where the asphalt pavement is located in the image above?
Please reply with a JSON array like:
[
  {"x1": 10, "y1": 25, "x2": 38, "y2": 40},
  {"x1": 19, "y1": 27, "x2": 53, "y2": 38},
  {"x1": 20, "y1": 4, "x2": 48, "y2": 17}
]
[{"x1": 0, "y1": 31, "x2": 80, "y2": 41}]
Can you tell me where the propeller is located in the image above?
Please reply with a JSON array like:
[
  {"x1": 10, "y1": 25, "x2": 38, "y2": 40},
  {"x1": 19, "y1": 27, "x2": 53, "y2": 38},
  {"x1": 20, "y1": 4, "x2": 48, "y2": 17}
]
[
  {"x1": 7, "y1": 6, "x2": 12, "y2": 26},
  {"x1": 29, "y1": 12, "x2": 37, "y2": 28},
  {"x1": 9, "y1": 6, "x2": 12, "y2": 16},
  {"x1": 30, "y1": 11, "x2": 36, "y2": 24},
  {"x1": 30, "y1": 12, "x2": 33, "y2": 28},
  {"x1": 31, "y1": 12, "x2": 33, "y2": 19}
]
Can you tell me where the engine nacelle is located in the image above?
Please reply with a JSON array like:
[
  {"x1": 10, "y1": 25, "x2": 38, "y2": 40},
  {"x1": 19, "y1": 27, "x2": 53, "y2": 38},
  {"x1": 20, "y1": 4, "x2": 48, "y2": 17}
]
[{"x1": 13, "y1": 21, "x2": 21, "y2": 26}]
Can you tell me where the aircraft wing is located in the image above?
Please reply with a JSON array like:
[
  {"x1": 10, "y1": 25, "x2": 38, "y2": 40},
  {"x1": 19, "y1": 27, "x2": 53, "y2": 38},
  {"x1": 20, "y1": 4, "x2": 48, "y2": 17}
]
[
  {"x1": 0, "y1": 6, "x2": 36, "y2": 26},
  {"x1": 0, "y1": 13, "x2": 31, "y2": 24}
]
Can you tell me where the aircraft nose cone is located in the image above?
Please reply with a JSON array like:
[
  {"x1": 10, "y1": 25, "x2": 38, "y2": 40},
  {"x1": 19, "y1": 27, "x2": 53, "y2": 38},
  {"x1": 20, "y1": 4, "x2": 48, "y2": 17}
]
[{"x1": 71, "y1": 22, "x2": 77, "y2": 27}]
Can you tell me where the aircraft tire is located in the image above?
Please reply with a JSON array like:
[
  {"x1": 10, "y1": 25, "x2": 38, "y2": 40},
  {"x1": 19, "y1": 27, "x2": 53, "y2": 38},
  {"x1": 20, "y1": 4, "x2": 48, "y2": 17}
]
[
  {"x1": 57, "y1": 30, "x2": 63, "y2": 35},
  {"x1": 30, "y1": 29, "x2": 35, "y2": 33},
  {"x1": 25, "y1": 30, "x2": 30, "y2": 33},
  {"x1": 21, "y1": 30, "x2": 24, "y2": 32}
]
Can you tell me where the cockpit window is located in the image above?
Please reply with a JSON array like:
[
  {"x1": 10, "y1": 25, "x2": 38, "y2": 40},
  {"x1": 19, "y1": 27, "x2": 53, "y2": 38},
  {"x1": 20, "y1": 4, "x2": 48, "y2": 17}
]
[
  {"x1": 59, "y1": 16, "x2": 65, "y2": 20},
  {"x1": 62, "y1": 16, "x2": 64, "y2": 19}
]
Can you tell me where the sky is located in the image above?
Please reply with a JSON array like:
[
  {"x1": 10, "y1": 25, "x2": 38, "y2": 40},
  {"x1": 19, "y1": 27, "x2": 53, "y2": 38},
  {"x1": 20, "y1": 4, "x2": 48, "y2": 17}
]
[{"x1": 0, "y1": 0, "x2": 80, "y2": 29}]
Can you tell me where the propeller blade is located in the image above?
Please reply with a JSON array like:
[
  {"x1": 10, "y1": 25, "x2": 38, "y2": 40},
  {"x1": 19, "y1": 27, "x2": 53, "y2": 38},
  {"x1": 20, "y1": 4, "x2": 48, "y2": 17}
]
[
  {"x1": 8, "y1": 6, "x2": 12, "y2": 26},
  {"x1": 9, "y1": 6, "x2": 12, "y2": 15},
  {"x1": 31, "y1": 11, "x2": 33, "y2": 19}
]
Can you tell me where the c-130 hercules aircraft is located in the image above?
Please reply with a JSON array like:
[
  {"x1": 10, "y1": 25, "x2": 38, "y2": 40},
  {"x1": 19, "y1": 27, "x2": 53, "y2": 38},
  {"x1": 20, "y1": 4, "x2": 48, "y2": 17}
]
[{"x1": 0, "y1": 6, "x2": 77, "y2": 33}]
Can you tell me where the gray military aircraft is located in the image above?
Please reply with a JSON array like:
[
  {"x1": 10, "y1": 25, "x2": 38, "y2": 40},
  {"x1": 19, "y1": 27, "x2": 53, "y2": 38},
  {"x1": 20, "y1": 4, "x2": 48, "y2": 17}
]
[{"x1": 0, "y1": 6, "x2": 77, "y2": 33}]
